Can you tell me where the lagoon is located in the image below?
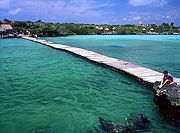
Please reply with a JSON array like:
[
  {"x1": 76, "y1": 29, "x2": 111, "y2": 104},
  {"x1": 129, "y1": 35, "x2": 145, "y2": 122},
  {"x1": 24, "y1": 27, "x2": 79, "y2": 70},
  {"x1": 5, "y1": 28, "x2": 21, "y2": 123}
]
[
  {"x1": 45, "y1": 35, "x2": 180, "y2": 78},
  {"x1": 0, "y1": 36, "x2": 179, "y2": 133}
]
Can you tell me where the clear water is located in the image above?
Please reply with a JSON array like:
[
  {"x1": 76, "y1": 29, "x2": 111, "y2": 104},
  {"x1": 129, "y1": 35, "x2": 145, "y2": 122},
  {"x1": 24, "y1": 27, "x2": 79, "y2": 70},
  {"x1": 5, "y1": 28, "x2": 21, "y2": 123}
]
[
  {"x1": 45, "y1": 35, "x2": 180, "y2": 78},
  {"x1": 0, "y1": 37, "x2": 179, "y2": 133}
]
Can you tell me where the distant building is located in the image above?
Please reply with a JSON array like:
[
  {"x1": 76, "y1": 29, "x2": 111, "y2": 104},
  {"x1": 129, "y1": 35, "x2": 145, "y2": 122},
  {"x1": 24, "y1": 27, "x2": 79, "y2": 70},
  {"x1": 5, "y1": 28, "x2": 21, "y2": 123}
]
[
  {"x1": 136, "y1": 21, "x2": 145, "y2": 27},
  {"x1": 0, "y1": 27, "x2": 5, "y2": 32},
  {"x1": 136, "y1": 24, "x2": 145, "y2": 27},
  {"x1": 95, "y1": 26, "x2": 99, "y2": 29},
  {"x1": 150, "y1": 28, "x2": 154, "y2": 31},
  {"x1": 104, "y1": 28, "x2": 109, "y2": 31},
  {"x1": 0, "y1": 24, "x2": 13, "y2": 31},
  {"x1": 173, "y1": 33, "x2": 178, "y2": 35},
  {"x1": 0, "y1": 24, "x2": 13, "y2": 38},
  {"x1": 99, "y1": 26, "x2": 103, "y2": 30},
  {"x1": 112, "y1": 27, "x2": 116, "y2": 30}
]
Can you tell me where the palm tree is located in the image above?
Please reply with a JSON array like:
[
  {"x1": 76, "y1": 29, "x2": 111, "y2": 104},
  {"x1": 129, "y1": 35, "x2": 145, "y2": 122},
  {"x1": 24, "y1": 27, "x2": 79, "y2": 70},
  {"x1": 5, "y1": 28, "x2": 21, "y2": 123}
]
[{"x1": 170, "y1": 22, "x2": 174, "y2": 28}]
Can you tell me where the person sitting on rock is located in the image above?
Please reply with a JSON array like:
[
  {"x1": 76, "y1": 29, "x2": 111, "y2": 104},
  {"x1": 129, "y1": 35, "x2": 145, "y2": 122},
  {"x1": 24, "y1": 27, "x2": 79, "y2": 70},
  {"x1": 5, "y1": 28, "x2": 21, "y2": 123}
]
[{"x1": 159, "y1": 70, "x2": 173, "y2": 89}]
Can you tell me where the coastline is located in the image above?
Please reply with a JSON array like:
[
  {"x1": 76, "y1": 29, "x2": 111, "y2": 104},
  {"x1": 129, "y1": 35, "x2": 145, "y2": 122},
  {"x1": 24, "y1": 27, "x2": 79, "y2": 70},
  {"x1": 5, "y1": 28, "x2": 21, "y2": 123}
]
[{"x1": 1, "y1": 34, "x2": 180, "y2": 39}]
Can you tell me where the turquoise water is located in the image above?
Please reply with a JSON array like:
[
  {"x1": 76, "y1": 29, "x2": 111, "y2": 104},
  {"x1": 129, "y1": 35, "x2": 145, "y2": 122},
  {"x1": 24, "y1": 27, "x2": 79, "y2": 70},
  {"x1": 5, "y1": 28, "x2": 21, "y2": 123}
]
[
  {"x1": 45, "y1": 35, "x2": 180, "y2": 78},
  {"x1": 0, "y1": 37, "x2": 179, "y2": 133}
]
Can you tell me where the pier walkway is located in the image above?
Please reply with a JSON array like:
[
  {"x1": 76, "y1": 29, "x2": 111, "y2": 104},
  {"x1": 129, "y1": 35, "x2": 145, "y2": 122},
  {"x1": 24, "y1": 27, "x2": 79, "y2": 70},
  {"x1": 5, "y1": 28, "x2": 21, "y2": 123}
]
[{"x1": 22, "y1": 37, "x2": 180, "y2": 86}]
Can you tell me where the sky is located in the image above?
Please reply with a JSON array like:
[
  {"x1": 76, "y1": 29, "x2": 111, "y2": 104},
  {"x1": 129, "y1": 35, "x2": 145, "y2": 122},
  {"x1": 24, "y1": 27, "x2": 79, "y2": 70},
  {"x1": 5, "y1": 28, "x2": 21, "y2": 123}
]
[{"x1": 0, "y1": 0, "x2": 180, "y2": 25}]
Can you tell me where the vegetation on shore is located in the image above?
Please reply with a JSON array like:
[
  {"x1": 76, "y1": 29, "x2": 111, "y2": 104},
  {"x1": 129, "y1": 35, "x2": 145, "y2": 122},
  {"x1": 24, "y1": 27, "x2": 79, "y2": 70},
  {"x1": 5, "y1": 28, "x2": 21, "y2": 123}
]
[{"x1": 1, "y1": 18, "x2": 180, "y2": 37}]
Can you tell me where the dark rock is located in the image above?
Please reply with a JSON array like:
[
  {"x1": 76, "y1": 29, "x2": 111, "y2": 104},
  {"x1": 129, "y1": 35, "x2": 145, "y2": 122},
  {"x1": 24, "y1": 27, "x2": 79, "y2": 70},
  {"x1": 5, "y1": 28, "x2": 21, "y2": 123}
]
[{"x1": 99, "y1": 114, "x2": 151, "y2": 133}]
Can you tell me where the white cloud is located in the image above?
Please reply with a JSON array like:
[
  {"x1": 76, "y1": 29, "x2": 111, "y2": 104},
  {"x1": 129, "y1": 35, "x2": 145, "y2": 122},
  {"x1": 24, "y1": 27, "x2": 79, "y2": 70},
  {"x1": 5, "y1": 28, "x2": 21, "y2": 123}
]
[
  {"x1": 12, "y1": 0, "x2": 114, "y2": 18},
  {"x1": 0, "y1": 0, "x2": 10, "y2": 9},
  {"x1": 133, "y1": 16, "x2": 141, "y2": 20},
  {"x1": 8, "y1": 7, "x2": 21, "y2": 15},
  {"x1": 0, "y1": 0, "x2": 114, "y2": 23},
  {"x1": 98, "y1": 1, "x2": 114, "y2": 7},
  {"x1": 162, "y1": 15, "x2": 170, "y2": 19},
  {"x1": 123, "y1": 15, "x2": 142, "y2": 22},
  {"x1": 122, "y1": 18, "x2": 126, "y2": 21},
  {"x1": 128, "y1": 0, "x2": 168, "y2": 7},
  {"x1": 122, "y1": 8, "x2": 180, "y2": 24}
]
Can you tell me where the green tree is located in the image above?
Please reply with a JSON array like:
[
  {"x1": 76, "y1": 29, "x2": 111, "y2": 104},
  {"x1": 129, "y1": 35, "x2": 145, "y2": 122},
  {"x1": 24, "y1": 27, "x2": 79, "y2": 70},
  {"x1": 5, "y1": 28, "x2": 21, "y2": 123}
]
[{"x1": 170, "y1": 22, "x2": 174, "y2": 28}]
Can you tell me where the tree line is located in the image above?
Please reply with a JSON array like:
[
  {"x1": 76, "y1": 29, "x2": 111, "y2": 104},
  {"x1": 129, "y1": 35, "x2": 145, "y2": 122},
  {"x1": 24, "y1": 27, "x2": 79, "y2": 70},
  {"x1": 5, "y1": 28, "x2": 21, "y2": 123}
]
[{"x1": 1, "y1": 19, "x2": 179, "y2": 37}]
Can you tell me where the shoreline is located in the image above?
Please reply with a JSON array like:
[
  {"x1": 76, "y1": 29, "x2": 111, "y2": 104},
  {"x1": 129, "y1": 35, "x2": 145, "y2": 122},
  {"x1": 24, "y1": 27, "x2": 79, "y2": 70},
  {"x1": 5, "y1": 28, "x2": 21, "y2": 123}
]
[{"x1": 1, "y1": 34, "x2": 180, "y2": 39}]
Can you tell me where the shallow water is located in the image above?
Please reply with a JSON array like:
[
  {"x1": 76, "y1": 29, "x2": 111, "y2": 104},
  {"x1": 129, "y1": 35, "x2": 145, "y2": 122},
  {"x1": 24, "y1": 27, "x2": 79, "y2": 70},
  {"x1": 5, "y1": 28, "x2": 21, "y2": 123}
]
[
  {"x1": 45, "y1": 35, "x2": 180, "y2": 78},
  {"x1": 0, "y1": 37, "x2": 179, "y2": 133}
]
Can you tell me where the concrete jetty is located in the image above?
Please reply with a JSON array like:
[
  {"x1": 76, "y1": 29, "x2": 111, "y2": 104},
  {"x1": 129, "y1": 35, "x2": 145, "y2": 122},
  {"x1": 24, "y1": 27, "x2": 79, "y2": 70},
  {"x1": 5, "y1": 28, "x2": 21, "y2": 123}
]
[{"x1": 22, "y1": 36, "x2": 180, "y2": 86}]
